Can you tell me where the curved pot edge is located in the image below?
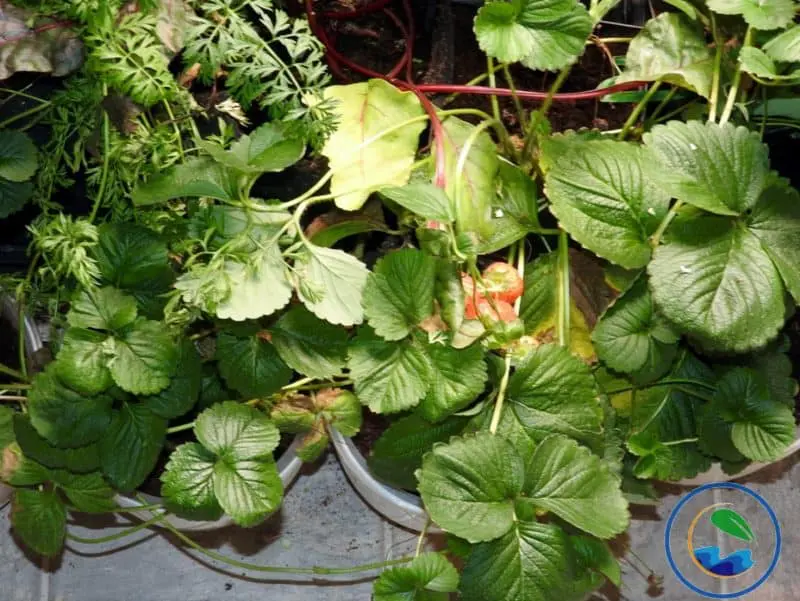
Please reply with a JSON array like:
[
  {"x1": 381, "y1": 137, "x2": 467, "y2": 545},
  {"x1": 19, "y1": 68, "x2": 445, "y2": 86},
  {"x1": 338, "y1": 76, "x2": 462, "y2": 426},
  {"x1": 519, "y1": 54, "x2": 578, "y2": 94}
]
[
  {"x1": 113, "y1": 434, "x2": 306, "y2": 531},
  {"x1": 675, "y1": 426, "x2": 800, "y2": 487},
  {"x1": 329, "y1": 427, "x2": 440, "y2": 534}
]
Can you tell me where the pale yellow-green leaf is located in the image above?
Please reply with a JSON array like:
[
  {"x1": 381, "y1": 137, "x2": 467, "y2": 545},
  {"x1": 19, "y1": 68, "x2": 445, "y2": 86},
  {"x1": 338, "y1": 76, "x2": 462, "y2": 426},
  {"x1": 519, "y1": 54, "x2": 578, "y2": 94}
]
[{"x1": 322, "y1": 79, "x2": 426, "y2": 211}]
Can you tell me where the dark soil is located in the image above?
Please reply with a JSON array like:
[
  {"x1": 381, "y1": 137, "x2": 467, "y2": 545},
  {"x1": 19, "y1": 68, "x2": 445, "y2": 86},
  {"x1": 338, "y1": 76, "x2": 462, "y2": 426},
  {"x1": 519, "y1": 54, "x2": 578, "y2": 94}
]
[
  {"x1": 0, "y1": 313, "x2": 20, "y2": 371},
  {"x1": 352, "y1": 410, "x2": 391, "y2": 457}
]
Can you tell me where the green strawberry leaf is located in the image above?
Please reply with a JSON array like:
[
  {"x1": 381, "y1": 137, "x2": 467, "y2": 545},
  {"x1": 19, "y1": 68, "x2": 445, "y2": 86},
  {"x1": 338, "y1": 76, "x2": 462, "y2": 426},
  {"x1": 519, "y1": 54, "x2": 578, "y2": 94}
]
[
  {"x1": 764, "y1": 26, "x2": 800, "y2": 63},
  {"x1": 215, "y1": 246, "x2": 293, "y2": 321},
  {"x1": 212, "y1": 458, "x2": 283, "y2": 527},
  {"x1": 747, "y1": 178, "x2": 800, "y2": 303},
  {"x1": 523, "y1": 435, "x2": 629, "y2": 538},
  {"x1": 711, "y1": 368, "x2": 795, "y2": 462},
  {"x1": 363, "y1": 248, "x2": 437, "y2": 341},
  {"x1": 434, "y1": 260, "x2": 465, "y2": 334},
  {"x1": 55, "y1": 328, "x2": 113, "y2": 396},
  {"x1": 380, "y1": 182, "x2": 455, "y2": 222},
  {"x1": 216, "y1": 330, "x2": 292, "y2": 398},
  {"x1": 13, "y1": 414, "x2": 100, "y2": 474},
  {"x1": 616, "y1": 13, "x2": 714, "y2": 97},
  {"x1": 418, "y1": 343, "x2": 487, "y2": 423},
  {"x1": 623, "y1": 351, "x2": 713, "y2": 481},
  {"x1": 417, "y1": 432, "x2": 525, "y2": 543},
  {"x1": 194, "y1": 402, "x2": 280, "y2": 460},
  {"x1": 27, "y1": 365, "x2": 113, "y2": 448},
  {"x1": 163, "y1": 403, "x2": 283, "y2": 526},
  {"x1": 160, "y1": 442, "x2": 223, "y2": 521},
  {"x1": 474, "y1": 0, "x2": 592, "y2": 71},
  {"x1": 643, "y1": 121, "x2": 769, "y2": 216},
  {"x1": 140, "y1": 340, "x2": 202, "y2": 420},
  {"x1": 0, "y1": 129, "x2": 37, "y2": 182},
  {"x1": 592, "y1": 276, "x2": 679, "y2": 377},
  {"x1": 198, "y1": 122, "x2": 305, "y2": 174},
  {"x1": 507, "y1": 344, "x2": 603, "y2": 444},
  {"x1": 348, "y1": 327, "x2": 430, "y2": 414},
  {"x1": 100, "y1": 403, "x2": 167, "y2": 492},
  {"x1": 569, "y1": 535, "x2": 621, "y2": 586},
  {"x1": 67, "y1": 286, "x2": 138, "y2": 331},
  {"x1": 0, "y1": 178, "x2": 33, "y2": 218},
  {"x1": 295, "y1": 244, "x2": 369, "y2": 327},
  {"x1": 496, "y1": 161, "x2": 540, "y2": 231},
  {"x1": 270, "y1": 305, "x2": 348, "y2": 379},
  {"x1": 460, "y1": 520, "x2": 570, "y2": 601},
  {"x1": 321, "y1": 79, "x2": 426, "y2": 211},
  {"x1": 52, "y1": 470, "x2": 117, "y2": 513},
  {"x1": 648, "y1": 209, "x2": 786, "y2": 353},
  {"x1": 543, "y1": 139, "x2": 670, "y2": 268},
  {"x1": 109, "y1": 318, "x2": 179, "y2": 395},
  {"x1": 707, "y1": 0, "x2": 795, "y2": 30},
  {"x1": 94, "y1": 223, "x2": 174, "y2": 317},
  {"x1": 11, "y1": 489, "x2": 66, "y2": 556},
  {"x1": 131, "y1": 157, "x2": 241, "y2": 206},
  {"x1": 368, "y1": 413, "x2": 468, "y2": 491},
  {"x1": 373, "y1": 552, "x2": 459, "y2": 601}
]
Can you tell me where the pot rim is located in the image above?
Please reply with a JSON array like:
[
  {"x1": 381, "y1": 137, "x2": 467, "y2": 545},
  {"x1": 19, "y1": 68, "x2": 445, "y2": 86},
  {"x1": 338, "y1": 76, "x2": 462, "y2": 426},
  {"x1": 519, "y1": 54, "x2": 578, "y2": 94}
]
[{"x1": 329, "y1": 426, "x2": 438, "y2": 533}]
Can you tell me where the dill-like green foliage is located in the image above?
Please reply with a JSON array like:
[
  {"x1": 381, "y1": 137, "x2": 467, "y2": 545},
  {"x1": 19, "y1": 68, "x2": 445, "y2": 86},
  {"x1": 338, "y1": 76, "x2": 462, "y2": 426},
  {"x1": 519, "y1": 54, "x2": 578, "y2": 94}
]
[
  {"x1": 87, "y1": 12, "x2": 178, "y2": 107},
  {"x1": 184, "y1": 0, "x2": 336, "y2": 146}
]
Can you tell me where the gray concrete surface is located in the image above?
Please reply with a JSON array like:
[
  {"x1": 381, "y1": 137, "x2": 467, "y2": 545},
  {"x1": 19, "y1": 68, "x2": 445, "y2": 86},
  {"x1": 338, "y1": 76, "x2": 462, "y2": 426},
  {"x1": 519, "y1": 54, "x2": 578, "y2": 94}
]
[{"x1": 1, "y1": 451, "x2": 799, "y2": 601}]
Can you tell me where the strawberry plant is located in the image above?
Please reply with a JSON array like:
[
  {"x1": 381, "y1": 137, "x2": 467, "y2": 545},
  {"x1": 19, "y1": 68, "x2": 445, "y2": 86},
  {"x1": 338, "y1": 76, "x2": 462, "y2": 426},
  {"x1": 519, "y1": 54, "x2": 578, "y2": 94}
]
[{"x1": 0, "y1": 0, "x2": 798, "y2": 598}]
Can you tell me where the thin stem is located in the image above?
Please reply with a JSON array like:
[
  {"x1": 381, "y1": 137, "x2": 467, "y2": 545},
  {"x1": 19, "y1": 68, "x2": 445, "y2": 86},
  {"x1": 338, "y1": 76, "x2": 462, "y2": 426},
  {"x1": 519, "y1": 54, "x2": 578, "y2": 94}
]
[
  {"x1": 0, "y1": 383, "x2": 30, "y2": 390},
  {"x1": 166, "y1": 422, "x2": 194, "y2": 435},
  {"x1": 162, "y1": 101, "x2": 185, "y2": 160},
  {"x1": 68, "y1": 503, "x2": 164, "y2": 515},
  {"x1": 415, "y1": 518, "x2": 430, "y2": 557},
  {"x1": 0, "y1": 363, "x2": 28, "y2": 382},
  {"x1": 89, "y1": 91, "x2": 111, "y2": 224},
  {"x1": 488, "y1": 354, "x2": 512, "y2": 434},
  {"x1": 719, "y1": 27, "x2": 753, "y2": 126},
  {"x1": 605, "y1": 378, "x2": 717, "y2": 396},
  {"x1": 502, "y1": 63, "x2": 528, "y2": 131},
  {"x1": 596, "y1": 37, "x2": 633, "y2": 44},
  {"x1": 708, "y1": 14, "x2": 723, "y2": 123},
  {"x1": 441, "y1": 62, "x2": 506, "y2": 106},
  {"x1": 486, "y1": 57, "x2": 502, "y2": 126},
  {"x1": 650, "y1": 200, "x2": 683, "y2": 247},
  {"x1": 644, "y1": 87, "x2": 678, "y2": 127},
  {"x1": 66, "y1": 514, "x2": 167, "y2": 544},
  {"x1": 522, "y1": 66, "x2": 572, "y2": 163},
  {"x1": 662, "y1": 437, "x2": 699, "y2": 447},
  {"x1": 0, "y1": 87, "x2": 48, "y2": 104},
  {"x1": 513, "y1": 238, "x2": 526, "y2": 315},
  {"x1": 556, "y1": 231, "x2": 570, "y2": 347},
  {"x1": 0, "y1": 101, "x2": 52, "y2": 130},
  {"x1": 617, "y1": 80, "x2": 662, "y2": 140},
  {"x1": 0, "y1": 395, "x2": 27, "y2": 402},
  {"x1": 160, "y1": 517, "x2": 413, "y2": 575}
]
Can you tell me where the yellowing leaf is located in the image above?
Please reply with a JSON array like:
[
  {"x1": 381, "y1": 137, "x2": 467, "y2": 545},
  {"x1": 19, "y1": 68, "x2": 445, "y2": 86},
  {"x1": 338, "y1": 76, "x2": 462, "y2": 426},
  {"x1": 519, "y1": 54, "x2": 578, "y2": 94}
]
[{"x1": 322, "y1": 79, "x2": 426, "y2": 211}]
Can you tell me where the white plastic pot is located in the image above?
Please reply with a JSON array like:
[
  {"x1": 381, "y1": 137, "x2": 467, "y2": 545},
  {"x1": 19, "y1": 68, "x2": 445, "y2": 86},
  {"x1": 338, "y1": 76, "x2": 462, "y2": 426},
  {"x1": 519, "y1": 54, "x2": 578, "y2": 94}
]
[
  {"x1": 329, "y1": 427, "x2": 440, "y2": 533},
  {"x1": 114, "y1": 435, "x2": 305, "y2": 531},
  {"x1": 1, "y1": 296, "x2": 45, "y2": 508},
  {"x1": 676, "y1": 426, "x2": 800, "y2": 487}
]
